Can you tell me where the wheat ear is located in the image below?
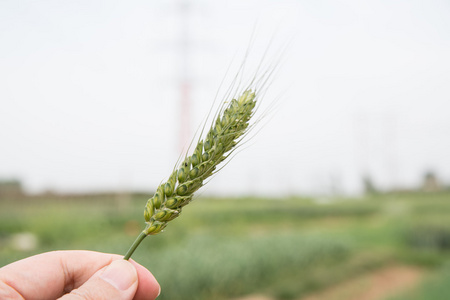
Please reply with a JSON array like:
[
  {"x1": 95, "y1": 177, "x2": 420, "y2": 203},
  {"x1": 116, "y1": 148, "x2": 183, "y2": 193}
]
[{"x1": 123, "y1": 89, "x2": 258, "y2": 260}]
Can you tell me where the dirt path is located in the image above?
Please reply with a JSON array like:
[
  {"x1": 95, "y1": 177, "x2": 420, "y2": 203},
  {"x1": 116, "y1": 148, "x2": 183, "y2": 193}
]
[
  {"x1": 232, "y1": 265, "x2": 424, "y2": 300},
  {"x1": 301, "y1": 265, "x2": 424, "y2": 300}
]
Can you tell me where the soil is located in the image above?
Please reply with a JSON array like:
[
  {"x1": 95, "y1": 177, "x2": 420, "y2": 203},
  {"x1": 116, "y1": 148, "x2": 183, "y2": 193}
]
[{"x1": 231, "y1": 264, "x2": 424, "y2": 300}]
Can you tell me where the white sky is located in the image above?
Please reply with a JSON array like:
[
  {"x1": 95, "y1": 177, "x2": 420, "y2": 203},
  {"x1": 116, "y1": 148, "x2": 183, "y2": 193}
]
[{"x1": 1, "y1": 0, "x2": 449, "y2": 196}]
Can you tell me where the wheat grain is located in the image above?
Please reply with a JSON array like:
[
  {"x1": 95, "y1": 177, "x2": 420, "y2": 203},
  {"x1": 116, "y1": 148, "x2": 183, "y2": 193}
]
[{"x1": 143, "y1": 89, "x2": 256, "y2": 235}]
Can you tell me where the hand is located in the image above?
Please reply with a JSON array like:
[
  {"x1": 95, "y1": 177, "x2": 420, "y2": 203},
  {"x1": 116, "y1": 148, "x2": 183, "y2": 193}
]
[{"x1": 0, "y1": 250, "x2": 160, "y2": 300}]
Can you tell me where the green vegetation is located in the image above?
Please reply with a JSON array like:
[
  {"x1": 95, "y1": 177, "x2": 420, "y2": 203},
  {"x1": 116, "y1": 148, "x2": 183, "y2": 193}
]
[{"x1": 1, "y1": 192, "x2": 450, "y2": 299}]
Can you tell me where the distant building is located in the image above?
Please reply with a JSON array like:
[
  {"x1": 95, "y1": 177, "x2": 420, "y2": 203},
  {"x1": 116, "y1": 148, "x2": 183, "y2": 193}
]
[
  {"x1": 422, "y1": 171, "x2": 441, "y2": 192},
  {"x1": 0, "y1": 179, "x2": 24, "y2": 199}
]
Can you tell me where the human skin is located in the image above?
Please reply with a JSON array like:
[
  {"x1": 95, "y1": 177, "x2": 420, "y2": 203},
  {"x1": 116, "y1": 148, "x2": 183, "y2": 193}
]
[{"x1": 0, "y1": 250, "x2": 160, "y2": 300}]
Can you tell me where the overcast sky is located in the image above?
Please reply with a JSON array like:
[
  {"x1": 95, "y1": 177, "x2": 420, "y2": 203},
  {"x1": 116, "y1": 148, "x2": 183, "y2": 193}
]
[{"x1": 1, "y1": 0, "x2": 449, "y2": 196}]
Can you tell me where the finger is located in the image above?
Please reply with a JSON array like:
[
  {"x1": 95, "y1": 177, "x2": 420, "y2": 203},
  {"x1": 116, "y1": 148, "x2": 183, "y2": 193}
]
[
  {"x1": 129, "y1": 260, "x2": 161, "y2": 300},
  {"x1": 0, "y1": 250, "x2": 160, "y2": 300},
  {"x1": 0, "y1": 251, "x2": 119, "y2": 299},
  {"x1": 59, "y1": 259, "x2": 138, "y2": 300}
]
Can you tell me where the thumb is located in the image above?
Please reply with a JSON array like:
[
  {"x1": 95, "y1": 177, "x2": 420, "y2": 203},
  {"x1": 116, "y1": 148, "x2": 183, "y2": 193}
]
[{"x1": 59, "y1": 259, "x2": 138, "y2": 300}]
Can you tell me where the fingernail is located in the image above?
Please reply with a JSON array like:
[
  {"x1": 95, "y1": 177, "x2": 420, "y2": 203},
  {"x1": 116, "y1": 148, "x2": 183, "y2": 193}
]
[{"x1": 100, "y1": 260, "x2": 137, "y2": 291}]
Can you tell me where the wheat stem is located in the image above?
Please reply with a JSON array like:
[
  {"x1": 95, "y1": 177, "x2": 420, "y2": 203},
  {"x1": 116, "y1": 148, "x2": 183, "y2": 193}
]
[{"x1": 123, "y1": 231, "x2": 147, "y2": 260}]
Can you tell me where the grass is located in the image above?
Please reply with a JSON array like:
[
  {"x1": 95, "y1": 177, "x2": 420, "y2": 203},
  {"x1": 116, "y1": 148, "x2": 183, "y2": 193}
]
[
  {"x1": 144, "y1": 233, "x2": 352, "y2": 300},
  {"x1": 1, "y1": 192, "x2": 450, "y2": 299}
]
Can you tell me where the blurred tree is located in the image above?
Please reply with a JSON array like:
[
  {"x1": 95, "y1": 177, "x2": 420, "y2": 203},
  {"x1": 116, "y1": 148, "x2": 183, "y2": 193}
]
[{"x1": 363, "y1": 175, "x2": 378, "y2": 195}]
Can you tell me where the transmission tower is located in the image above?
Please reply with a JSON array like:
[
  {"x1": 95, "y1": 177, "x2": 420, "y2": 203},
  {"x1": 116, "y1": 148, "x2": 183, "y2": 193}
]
[{"x1": 178, "y1": 0, "x2": 192, "y2": 153}]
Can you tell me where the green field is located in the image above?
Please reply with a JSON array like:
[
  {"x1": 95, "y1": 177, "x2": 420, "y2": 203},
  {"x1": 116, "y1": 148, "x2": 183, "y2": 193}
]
[{"x1": 1, "y1": 192, "x2": 450, "y2": 300}]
